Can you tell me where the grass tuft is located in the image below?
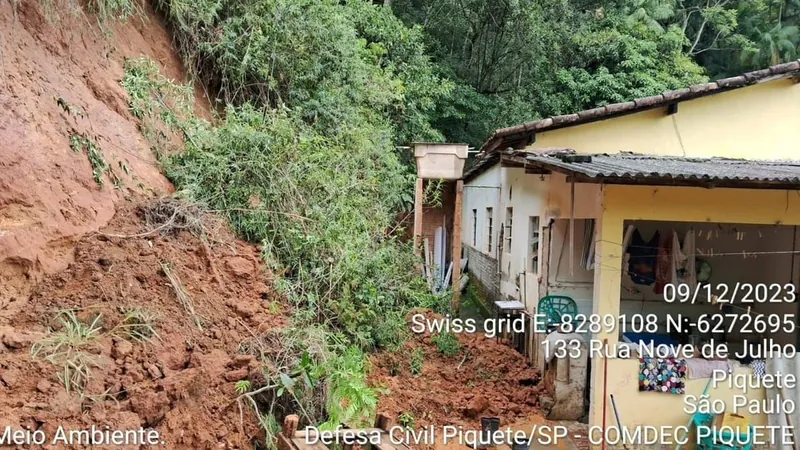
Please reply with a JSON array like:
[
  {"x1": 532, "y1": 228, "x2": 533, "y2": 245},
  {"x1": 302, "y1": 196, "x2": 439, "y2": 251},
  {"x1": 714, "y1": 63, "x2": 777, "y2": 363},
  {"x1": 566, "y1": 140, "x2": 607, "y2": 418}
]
[
  {"x1": 111, "y1": 308, "x2": 161, "y2": 342},
  {"x1": 409, "y1": 347, "x2": 424, "y2": 376},
  {"x1": 38, "y1": 0, "x2": 140, "y2": 27},
  {"x1": 70, "y1": 133, "x2": 123, "y2": 189},
  {"x1": 160, "y1": 261, "x2": 203, "y2": 329},
  {"x1": 31, "y1": 311, "x2": 103, "y2": 393}
]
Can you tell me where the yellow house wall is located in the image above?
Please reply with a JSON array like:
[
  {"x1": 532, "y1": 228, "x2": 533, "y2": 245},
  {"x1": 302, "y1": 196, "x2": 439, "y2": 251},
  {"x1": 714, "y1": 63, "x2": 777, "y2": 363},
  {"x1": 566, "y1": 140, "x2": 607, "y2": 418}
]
[
  {"x1": 589, "y1": 184, "x2": 800, "y2": 440},
  {"x1": 604, "y1": 360, "x2": 766, "y2": 431},
  {"x1": 527, "y1": 80, "x2": 800, "y2": 159}
]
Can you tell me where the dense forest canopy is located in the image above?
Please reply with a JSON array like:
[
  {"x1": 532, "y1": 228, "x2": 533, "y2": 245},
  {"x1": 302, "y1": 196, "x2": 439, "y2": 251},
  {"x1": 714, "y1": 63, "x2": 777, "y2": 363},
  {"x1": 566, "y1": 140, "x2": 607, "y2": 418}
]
[{"x1": 390, "y1": 0, "x2": 799, "y2": 145}]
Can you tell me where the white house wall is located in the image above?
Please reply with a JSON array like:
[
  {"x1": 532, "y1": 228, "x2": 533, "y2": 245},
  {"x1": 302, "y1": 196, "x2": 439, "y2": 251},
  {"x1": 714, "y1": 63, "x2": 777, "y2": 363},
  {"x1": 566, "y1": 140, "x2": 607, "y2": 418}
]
[
  {"x1": 497, "y1": 167, "x2": 549, "y2": 309},
  {"x1": 462, "y1": 164, "x2": 503, "y2": 300},
  {"x1": 462, "y1": 163, "x2": 602, "y2": 313}
]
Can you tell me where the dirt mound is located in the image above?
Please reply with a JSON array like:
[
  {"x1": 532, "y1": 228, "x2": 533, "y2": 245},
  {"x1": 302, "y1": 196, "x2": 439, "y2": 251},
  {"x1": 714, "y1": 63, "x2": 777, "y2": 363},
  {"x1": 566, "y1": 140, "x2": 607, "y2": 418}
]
[
  {"x1": 0, "y1": 0, "x2": 207, "y2": 308},
  {"x1": 0, "y1": 199, "x2": 285, "y2": 449},
  {"x1": 369, "y1": 311, "x2": 543, "y2": 430}
]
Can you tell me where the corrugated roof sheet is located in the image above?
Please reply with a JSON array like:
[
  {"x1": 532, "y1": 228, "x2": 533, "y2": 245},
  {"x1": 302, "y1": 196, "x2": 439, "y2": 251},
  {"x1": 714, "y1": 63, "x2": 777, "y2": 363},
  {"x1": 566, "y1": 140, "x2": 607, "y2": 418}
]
[{"x1": 525, "y1": 153, "x2": 800, "y2": 186}]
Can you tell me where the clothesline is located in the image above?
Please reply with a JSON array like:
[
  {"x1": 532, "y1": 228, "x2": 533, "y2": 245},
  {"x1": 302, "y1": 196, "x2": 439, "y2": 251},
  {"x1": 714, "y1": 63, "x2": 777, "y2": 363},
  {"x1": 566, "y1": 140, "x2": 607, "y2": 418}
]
[
  {"x1": 590, "y1": 260, "x2": 776, "y2": 317},
  {"x1": 595, "y1": 240, "x2": 800, "y2": 257}
]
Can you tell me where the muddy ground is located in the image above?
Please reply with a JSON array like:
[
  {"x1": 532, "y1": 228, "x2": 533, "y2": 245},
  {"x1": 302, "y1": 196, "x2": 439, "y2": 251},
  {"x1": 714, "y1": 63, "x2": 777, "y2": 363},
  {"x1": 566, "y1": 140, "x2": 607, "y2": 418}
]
[
  {"x1": 370, "y1": 311, "x2": 544, "y2": 429},
  {"x1": 0, "y1": 200, "x2": 283, "y2": 449}
]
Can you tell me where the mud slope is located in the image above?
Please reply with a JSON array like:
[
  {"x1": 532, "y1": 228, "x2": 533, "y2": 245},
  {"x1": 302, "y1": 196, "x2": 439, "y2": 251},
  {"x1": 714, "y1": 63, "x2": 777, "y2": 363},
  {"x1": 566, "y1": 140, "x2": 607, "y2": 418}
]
[
  {"x1": 0, "y1": 200, "x2": 286, "y2": 449},
  {"x1": 0, "y1": 0, "x2": 194, "y2": 307}
]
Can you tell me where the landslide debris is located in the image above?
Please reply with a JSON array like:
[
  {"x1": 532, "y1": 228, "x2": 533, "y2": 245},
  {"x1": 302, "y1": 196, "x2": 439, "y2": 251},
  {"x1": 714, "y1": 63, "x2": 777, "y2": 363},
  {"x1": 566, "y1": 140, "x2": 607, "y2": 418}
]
[
  {"x1": 0, "y1": 199, "x2": 286, "y2": 449},
  {"x1": 370, "y1": 311, "x2": 544, "y2": 429}
]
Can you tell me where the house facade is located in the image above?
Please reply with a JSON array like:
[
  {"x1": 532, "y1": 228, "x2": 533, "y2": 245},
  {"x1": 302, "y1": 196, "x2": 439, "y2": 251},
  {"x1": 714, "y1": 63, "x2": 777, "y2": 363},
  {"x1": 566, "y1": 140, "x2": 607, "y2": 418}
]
[{"x1": 462, "y1": 60, "x2": 800, "y2": 441}]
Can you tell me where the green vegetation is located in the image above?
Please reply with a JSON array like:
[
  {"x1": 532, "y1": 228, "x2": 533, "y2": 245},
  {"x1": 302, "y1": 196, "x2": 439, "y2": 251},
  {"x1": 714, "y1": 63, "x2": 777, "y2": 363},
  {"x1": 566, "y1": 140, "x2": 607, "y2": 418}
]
[
  {"x1": 392, "y1": 0, "x2": 799, "y2": 146},
  {"x1": 431, "y1": 332, "x2": 461, "y2": 357},
  {"x1": 398, "y1": 411, "x2": 416, "y2": 429},
  {"x1": 112, "y1": 308, "x2": 160, "y2": 342},
  {"x1": 409, "y1": 348, "x2": 424, "y2": 376},
  {"x1": 32, "y1": 309, "x2": 161, "y2": 394},
  {"x1": 462, "y1": 279, "x2": 493, "y2": 319},
  {"x1": 31, "y1": 311, "x2": 103, "y2": 393},
  {"x1": 70, "y1": 133, "x2": 122, "y2": 189},
  {"x1": 235, "y1": 380, "x2": 252, "y2": 395},
  {"x1": 122, "y1": 50, "x2": 448, "y2": 438}
]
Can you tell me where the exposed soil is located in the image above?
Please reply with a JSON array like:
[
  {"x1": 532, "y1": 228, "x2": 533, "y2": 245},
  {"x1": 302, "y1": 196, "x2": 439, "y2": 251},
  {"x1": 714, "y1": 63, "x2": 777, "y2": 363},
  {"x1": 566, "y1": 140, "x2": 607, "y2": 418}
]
[
  {"x1": 370, "y1": 310, "x2": 544, "y2": 430},
  {"x1": 370, "y1": 312, "x2": 591, "y2": 450},
  {"x1": 0, "y1": 200, "x2": 286, "y2": 449},
  {"x1": 0, "y1": 0, "x2": 209, "y2": 309}
]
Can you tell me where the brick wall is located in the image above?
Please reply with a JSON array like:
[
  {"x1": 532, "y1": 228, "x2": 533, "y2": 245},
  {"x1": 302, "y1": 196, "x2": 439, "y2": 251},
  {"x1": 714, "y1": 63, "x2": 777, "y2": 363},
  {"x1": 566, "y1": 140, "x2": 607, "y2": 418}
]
[
  {"x1": 402, "y1": 181, "x2": 457, "y2": 262},
  {"x1": 462, "y1": 244, "x2": 500, "y2": 301},
  {"x1": 420, "y1": 181, "x2": 455, "y2": 261}
]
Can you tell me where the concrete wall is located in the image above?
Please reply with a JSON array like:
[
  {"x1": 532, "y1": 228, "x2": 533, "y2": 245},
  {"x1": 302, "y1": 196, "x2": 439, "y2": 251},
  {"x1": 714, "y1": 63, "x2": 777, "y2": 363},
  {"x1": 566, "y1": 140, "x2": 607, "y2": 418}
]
[
  {"x1": 497, "y1": 167, "x2": 548, "y2": 308},
  {"x1": 526, "y1": 80, "x2": 800, "y2": 160},
  {"x1": 462, "y1": 164, "x2": 502, "y2": 298},
  {"x1": 462, "y1": 166, "x2": 603, "y2": 310}
]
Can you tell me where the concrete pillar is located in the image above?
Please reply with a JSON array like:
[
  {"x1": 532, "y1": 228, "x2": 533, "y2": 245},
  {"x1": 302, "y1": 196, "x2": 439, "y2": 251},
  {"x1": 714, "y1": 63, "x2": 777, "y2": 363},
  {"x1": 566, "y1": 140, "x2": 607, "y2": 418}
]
[
  {"x1": 588, "y1": 191, "x2": 624, "y2": 431},
  {"x1": 452, "y1": 180, "x2": 464, "y2": 312}
]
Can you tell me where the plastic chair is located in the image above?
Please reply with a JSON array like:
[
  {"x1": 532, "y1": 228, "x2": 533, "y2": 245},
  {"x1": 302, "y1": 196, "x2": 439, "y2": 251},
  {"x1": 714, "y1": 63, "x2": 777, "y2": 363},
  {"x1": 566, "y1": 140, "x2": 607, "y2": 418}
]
[{"x1": 538, "y1": 295, "x2": 578, "y2": 329}]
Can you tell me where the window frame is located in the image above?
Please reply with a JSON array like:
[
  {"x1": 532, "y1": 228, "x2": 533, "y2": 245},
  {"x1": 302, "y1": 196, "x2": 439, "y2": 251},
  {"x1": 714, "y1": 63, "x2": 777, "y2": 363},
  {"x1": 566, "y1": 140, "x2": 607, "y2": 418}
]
[
  {"x1": 486, "y1": 207, "x2": 493, "y2": 253},
  {"x1": 505, "y1": 207, "x2": 513, "y2": 249},
  {"x1": 472, "y1": 209, "x2": 477, "y2": 246},
  {"x1": 528, "y1": 216, "x2": 540, "y2": 274}
]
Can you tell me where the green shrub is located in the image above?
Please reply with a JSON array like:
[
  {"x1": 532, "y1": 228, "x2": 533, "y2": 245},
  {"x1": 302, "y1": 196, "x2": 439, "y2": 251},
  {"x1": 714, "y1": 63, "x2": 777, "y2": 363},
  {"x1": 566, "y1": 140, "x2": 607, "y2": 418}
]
[
  {"x1": 431, "y1": 332, "x2": 460, "y2": 357},
  {"x1": 409, "y1": 348, "x2": 424, "y2": 376},
  {"x1": 120, "y1": 3, "x2": 448, "y2": 437},
  {"x1": 398, "y1": 411, "x2": 415, "y2": 429}
]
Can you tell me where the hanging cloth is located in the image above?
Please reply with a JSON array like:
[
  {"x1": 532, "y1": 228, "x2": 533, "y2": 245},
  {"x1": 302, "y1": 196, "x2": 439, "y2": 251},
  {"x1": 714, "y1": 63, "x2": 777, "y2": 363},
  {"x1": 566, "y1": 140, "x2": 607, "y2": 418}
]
[
  {"x1": 654, "y1": 232, "x2": 673, "y2": 295},
  {"x1": 627, "y1": 229, "x2": 659, "y2": 286},
  {"x1": 671, "y1": 229, "x2": 697, "y2": 289}
]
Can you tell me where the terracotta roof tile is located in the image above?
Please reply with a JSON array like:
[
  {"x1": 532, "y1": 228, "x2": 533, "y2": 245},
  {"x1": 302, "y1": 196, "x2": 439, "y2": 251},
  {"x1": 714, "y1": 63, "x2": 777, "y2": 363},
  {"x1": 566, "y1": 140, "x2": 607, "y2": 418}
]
[{"x1": 479, "y1": 60, "x2": 800, "y2": 154}]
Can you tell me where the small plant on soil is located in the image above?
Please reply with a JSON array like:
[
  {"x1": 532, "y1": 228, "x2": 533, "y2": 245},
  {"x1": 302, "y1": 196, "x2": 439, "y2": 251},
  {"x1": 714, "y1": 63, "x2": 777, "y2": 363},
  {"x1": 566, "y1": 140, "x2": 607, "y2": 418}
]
[
  {"x1": 398, "y1": 412, "x2": 416, "y2": 429},
  {"x1": 160, "y1": 261, "x2": 203, "y2": 329},
  {"x1": 111, "y1": 308, "x2": 160, "y2": 342},
  {"x1": 260, "y1": 414, "x2": 281, "y2": 450},
  {"x1": 431, "y1": 332, "x2": 460, "y2": 357},
  {"x1": 409, "y1": 348, "x2": 424, "y2": 376},
  {"x1": 70, "y1": 133, "x2": 122, "y2": 189},
  {"x1": 31, "y1": 310, "x2": 103, "y2": 393},
  {"x1": 55, "y1": 96, "x2": 85, "y2": 118},
  {"x1": 388, "y1": 358, "x2": 401, "y2": 376},
  {"x1": 235, "y1": 380, "x2": 252, "y2": 394}
]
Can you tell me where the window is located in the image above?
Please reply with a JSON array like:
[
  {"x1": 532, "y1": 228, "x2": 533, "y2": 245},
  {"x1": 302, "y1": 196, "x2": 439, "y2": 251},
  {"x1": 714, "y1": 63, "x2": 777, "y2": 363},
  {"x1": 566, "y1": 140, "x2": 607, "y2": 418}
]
[
  {"x1": 529, "y1": 216, "x2": 540, "y2": 273},
  {"x1": 505, "y1": 207, "x2": 513, "y2": 249},
  {"x1": 472, "y1": 209, "x2": 477, "y2": 246},
  {"x1": 486, "y1": 207, "x2": 493, "y2": 253}
]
